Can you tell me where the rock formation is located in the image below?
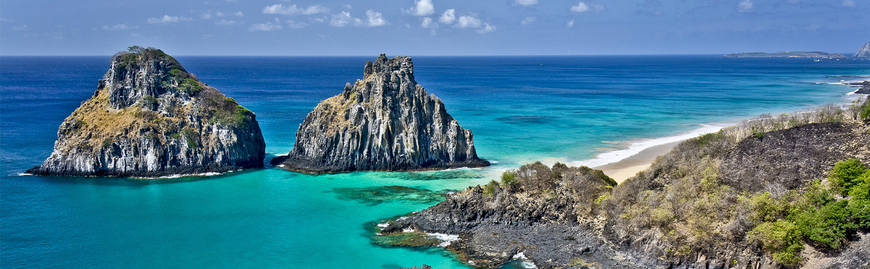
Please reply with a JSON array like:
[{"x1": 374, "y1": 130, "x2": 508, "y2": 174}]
[
  {"x1": 271, "y1": 54, "x2": 488, "y2": 173},
  {"x1": 27, "y1": 47, "x2": 266, "y2": 177},
  {"x1": 854, "y1": 42, "x2": 870, "y2": 58},
  {"x1": 857, "y1": 81, "x2": 870, "y2": 94},
  {"x1": 379, "y1": 109, "x2": 870, "y2": 268}
]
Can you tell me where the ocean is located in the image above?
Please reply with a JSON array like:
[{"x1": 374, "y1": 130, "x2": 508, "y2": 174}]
[{"x1": 1, "y1": 55, "x2": 868, "y2": 268}]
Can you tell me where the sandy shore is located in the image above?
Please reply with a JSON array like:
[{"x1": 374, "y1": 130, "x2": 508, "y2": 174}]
[{"x1": 593, "y1": 141, "x2": 682, "y2": 184}]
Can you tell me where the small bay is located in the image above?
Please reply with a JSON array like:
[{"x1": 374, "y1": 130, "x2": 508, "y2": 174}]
[{"x1": 2, "y1": 56, "x2": 868, "y2": 268}]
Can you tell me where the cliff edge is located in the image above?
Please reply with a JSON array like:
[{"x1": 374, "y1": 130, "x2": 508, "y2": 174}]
[
  {"x1": 271, "y1": 54, "x2": 489, "y2": 173},
  {"x1": 27, "y1": 47, "x2": 266, "y2": 177}
]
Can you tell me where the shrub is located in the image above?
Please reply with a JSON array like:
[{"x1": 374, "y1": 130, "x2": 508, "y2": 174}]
[
  {"x1": 101, "y1": 138, "x2": 113, "y2": 148},
  {"x1": 179, "y1": 78, "x2": 203, "y2": 96},
  {"x1": 483, "y1": 180, "x2": 499, "y2": 196},
  {"x1": 181, "y1": 128, "x2": 198, "y2": 148},
  {"x1": 793, "y1": 199, "x2": 857, "y2": 249},
  {"x1": 516, "y1": 161, "x2": 554, "y2": 194},
  {"x1": 501, "y1": 170, "x2": 519, "y2": 192},
  {"x1": 747, "y1": 219, "x2": 803, "y2": 266},
  {"x1": 828, "y1": 158, "x2": 868, "y2": 195}
]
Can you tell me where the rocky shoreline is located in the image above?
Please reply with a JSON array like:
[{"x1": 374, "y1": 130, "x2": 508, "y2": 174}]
[{"x1": 376, "y1": 104, "x2": 870, "y2": 268}]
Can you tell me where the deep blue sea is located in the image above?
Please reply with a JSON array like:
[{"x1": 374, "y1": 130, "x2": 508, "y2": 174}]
[{"x1": 2, "y1": 56, "x2": 868, "y2": 268}]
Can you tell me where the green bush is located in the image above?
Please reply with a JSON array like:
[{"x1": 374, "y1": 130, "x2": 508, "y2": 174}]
[
  {"x1": 483, "y1": 180, "x2": 499, "y2": 196},
  {"x1": 101, "y1": 138, "x2": 113, "y2": 148},
  {"x1": 179, "y1": 78, "x2": 203, "y2": 96},
  {"x1": 181, "y1": 128, "x2": 198, "y2": 148},
  {"x1": 828, "y1": 158, "x2": 868, "y2": 195},
  {"x1": 793, "y1": 199, "x2": 857, "y2": 249},
  {"x1": 747, "y1": 219, "x2": 803, "y2": 266},
  {"x1": 501, "y1": 170, "x2": 519, "y2": 192}
]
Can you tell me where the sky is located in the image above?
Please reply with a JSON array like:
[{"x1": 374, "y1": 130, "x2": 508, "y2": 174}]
[{"x1": 1, "y1": 0, "x2": 868, "y2": 56}]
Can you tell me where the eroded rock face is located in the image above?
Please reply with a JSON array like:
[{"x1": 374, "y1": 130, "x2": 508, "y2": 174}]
[
  {"x1": 854, "y1": 42, "x2": 870, "y2": 58},
  {"x1": 27, "y1": 47, "x2": 266, "y2": 177},
  {"x1": 856, "y1": 81, "x2": 870, "y2": 94},
  {"x1": 271, "y1": 54, "x2": 488, "y2": 173}
]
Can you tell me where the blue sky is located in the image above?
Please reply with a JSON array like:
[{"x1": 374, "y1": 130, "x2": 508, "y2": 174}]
[{"x1": 1, "y1": 0, "x2": 867, "y2": 55}]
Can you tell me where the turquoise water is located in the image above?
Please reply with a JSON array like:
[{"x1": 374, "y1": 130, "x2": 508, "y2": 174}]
[{"x1": 2, "y1": 56, "x2": 868, "y2": 268}]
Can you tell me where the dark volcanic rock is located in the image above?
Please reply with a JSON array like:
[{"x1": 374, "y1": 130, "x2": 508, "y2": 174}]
[
  {"x1": 720, "y1": 122, "x2": 870, "y2": 193},
  {"x1": 857, "y1": 81, "x2": 870, "y2": 94},
  {"x1": 381, "y1": 119, "x2": 870, "y2": 269},
  {"x1": 27, "y1": 47, "x2": 266, "y2": 177},
  {"x1": 271, "y1": 54, "x2": 489, "y2": 173}
]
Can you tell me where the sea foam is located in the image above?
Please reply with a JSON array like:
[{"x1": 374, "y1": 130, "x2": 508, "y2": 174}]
[
  {"x1": 427, "y1": 233, "x2": 460, "y2": 247},
  {"x1": 571, "y1": 123, "x2": 728, "y2": 168}
]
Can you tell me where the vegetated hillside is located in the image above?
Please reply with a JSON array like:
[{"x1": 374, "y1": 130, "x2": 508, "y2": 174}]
[
  {"x1": 381, "y1": 99, "x2": 870, "y2": 268},
  {"x1": 605, "y1": 101, "x2": 870, "y2": 268}
]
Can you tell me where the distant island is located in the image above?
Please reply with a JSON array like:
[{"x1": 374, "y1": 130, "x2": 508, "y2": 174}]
[{"x1": 724, "y1": 51, "x2": 847, "y2": 59}]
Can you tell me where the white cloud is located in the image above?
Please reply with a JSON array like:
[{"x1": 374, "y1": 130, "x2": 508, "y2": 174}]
[
  {"x1": 520, "y1": 16, "x2": 536, "y2": 25},
  {"x1": 567, "y1": 19, "x2": 575, "y2": 28},
  {"x1": 249, "y1": 18, "x2": 282, "y2": 31},
  {"x1": 215, "y1": 19, "x2": 236, "y2": 25},
  {"x1": 454, "y1": 15, "x2": 481, "y2": 28},
  {"x1": 515, "y1": 0, "x2": 538, "y2": 6},
  {"x1": 12, "y1": 25, "x2": 27, "y2": 31},
  {"x1": 570, "y1": 2, "x2": 604, "y2": 12},
  {"x1": 263, "y1": 4, "x2": 329, "y2": 15},
  {"x1": 477, "y1": 23, "x2": 496, "y2": 33},
  {"x1": 439, "y1": 9, "x2": 456, "y2": 24},
  {"x1": 234, "y1": 11, "x2": 244, "y2": 17},
  {"x1": 841, "y1": 0, "x2": 856, "y2": 7},
  {"x1": 0, "y1": 17, "x2": 11, "y2": 22},
  {"x1": 738, "y1": 0, "x2": 753, "y2": 12},
  {"x1": 365, "y1": 10, "x2": 387, "y2": 27},
  {"x1": 102, "y1": 24, "x2": 137, "y2": 31},
  {"x1": 406, "y1": 0, "x2": 435, "y2": 16},
  {"x1": 421, "y1": 17, "x2": 438, "y2": 28},
  {"x1": 330, "y1": 11, "x2": 362, "y2": 27},
  {"x1": 287, "y1": 20, "x2": 309, "y2": 28},
  {"x1": 147, "y1": 15, "x2": 193, "y2": 24}
]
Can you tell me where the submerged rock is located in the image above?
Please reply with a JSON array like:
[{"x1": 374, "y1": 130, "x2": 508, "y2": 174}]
[
  {"x1": 271, "y1": 54, "x2": 489, "y2": 173},
  {"x1": 27, "y1": 47, "x2": 266, "y2": 177}
]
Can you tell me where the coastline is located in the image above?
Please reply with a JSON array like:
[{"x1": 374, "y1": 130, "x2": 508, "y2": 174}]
[
  {"x1": 582, "y1": 82, "x2": 868, "y2": 184},
  {"x1": 593, "y1": 141, "x2": 681, "y2": 183},
  {"x1": 569, "y1": 124, "x2": 728, "y2": 183}
]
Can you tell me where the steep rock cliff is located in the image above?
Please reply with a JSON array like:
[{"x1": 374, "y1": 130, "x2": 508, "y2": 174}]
[
  {"x1": 27, "y1": 47, "x2": 266, "y2": 177},
  {"x1": 854, "y1": 42, "x2": 870, "y2": 58},
  {"x1": 271, "y1": 54, "x2": 488, "y2": 173}
]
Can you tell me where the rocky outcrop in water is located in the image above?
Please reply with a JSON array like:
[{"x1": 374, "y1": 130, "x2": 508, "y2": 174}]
[
  {"x1": 271, "y1": 54, "x2": 489, "y2": 173},
  {"x1": 854, "y1": 42, "x2": 870, "y2": 58},
  {"x1": 856, "y1": 81, "x2": 870, "y2": 94},
  {"x1": 27, "y1": 47, "x2": 266, "y2": 177}
]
